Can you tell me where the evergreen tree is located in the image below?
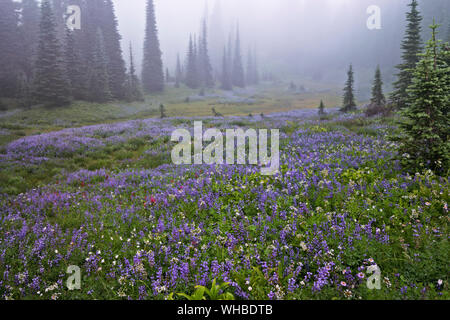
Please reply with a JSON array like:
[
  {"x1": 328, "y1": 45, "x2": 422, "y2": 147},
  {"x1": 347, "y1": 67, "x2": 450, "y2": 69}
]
[
  {"x1": 185, "y1": 35, "x2": 200, "y2": 89},
  {"x1": 142, "y1": 0, "x2": 164, "y2": 93},
  {"x1": 220, "y1": 47, "x2": 232, "y2": 90},
  {"x1": 0, "y1": 0, "x2": 20, "y2": 97},
  {"x1": 371, "y1": 65, "x2": 386, "y2": 107},
  {"x1": 198, "y1": 19, "x2": 214, "y2": 88},
  {"x1": 126, "y1": 43, "x2": 144, "y2": 102},
  {"x1": 87, "y1": 28, "x2": 111, "y2": 103},
  {"x1": 101, "y1": 0, "x2": 127, "y2": 99},
  {"x1": 231, "y1": 26, "x2": 245, "y2": 88},
  {"x1": 175, "y1": 53, "x2": 182, "y2": 88},
  {"x1": 159, "y1": 103, "x2": 166, "y2": 118},
  {"x1": 166, "y1": 68, "x2": 170, "y2": 83},
  {"x1": 391, "y1": 0, "x2": 423, "y2": 109},
  {"x1": 50, "y1": 0, "x2": 67, "y2": 42},
  {"x1": 396, "y1": 23, "x2": 449, "y2": 174},
  {"x1": 252, "y1": 48, "x2": 260, "y2": 85},
  {"x1": 19, "y1": 0, "x2": 40, "y2": 82},
  {"x1": 33, "y1": 0, "x2": 70, "y2": 107},
  {"x1": 208, "y1": 0, "x2": 225, "y2": 72},
  {"x1": 65, "y1": 28, "x2": 86, "y2": 100},
  {"x1": 340, "y1": 64, "x2": 356, "y2": 113},
  {"x1": 318, "y1": 100, "x2": 326, "y2": 116}
]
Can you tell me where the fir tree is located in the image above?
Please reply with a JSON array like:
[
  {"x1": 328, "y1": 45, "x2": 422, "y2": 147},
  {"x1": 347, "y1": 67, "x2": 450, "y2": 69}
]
[
  {"x1": 175, "y1": 53, "x2": 182, "y2": 88},
  {"x1": 220, "y1": 47, "x2": 232, "y2": 90},
  {"x1": 371, "y1": 65, "x2": 386, "y2": 107},
  {"x1": 33, "y1": 0, "x2": 71, "y2": 107},
  {"x1": 50, "y1": 0, "x2": 67, "y2": 42},
  {"x1": 19, "y1": 0, "x2": 40, "y2": 82},
  {"x1": 166, "y1": 68, "x2": 170, "y2": 83},
  {"x1": 87, "y1": 28, "x2": 111, "y2": 103},
  {"x1": 391, "y1": 0, "x2": 423, "y2": 109},
  {"x1": 232, "y1": 26, "x2": 245, "y2": 88},
  {"x1": 101, "y1": 0, "x2": 127, "y2": 100},
  {"x1": 142, "y1": 0, "x2": 164, "y2": 93},
  {"x1": 318, "y1": 100, "x2": 326, "y2": 116},
  {"x1": 0, "y1": 0, "x2": 20, "y2": 97},
  {"x1": 126, "y1": 43, "x2": 144, "y2": 102},
  {"x1": 365, "y1": 65, "x2": 387, "y2": 117},
  {"x1": 198, "y1": 19, "x2": 214, "y2": 88},
  {"x1": 340, "y1": 64, "x2": 356, "y2": 113},
  {"x1": 159, "y1": 103, "x2": 167, "y2": 118},
  {"x1": 65, "y1": 28, "x2": 86, "y2": 100},
  {"x1": 396, "y1": 23, "x2": 449, "y2": 174},
  {"x1": 185, "y1": 35, "x2": 200, "y2": 89}
]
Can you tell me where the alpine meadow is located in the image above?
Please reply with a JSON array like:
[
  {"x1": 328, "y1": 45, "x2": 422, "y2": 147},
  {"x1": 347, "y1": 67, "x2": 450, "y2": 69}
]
[{"x1": 0, "y1": 0, "x2": 448, "y2": 304}]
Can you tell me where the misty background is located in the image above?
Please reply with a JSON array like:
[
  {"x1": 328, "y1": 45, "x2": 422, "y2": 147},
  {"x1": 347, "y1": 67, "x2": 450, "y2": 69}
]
[{"x1": 114, "y1": 0, "x2": 449, "y2": 96}]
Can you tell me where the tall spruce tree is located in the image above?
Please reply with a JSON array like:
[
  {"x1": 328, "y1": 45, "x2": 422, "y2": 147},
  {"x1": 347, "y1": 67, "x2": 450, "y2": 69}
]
[
  {"x1": 185, "y1": 35, "x2": 200, "y2": 89},
  {"x1": 220, "y1": 46, "x2": 232, "y2": 90},
  {"x1": 391, "y1": 0, "x2": 423, "y2": 109},
  {"x1": 126, "y1": 43, "x2": 144, "y2": 102},
  {"x1": 165, "y1": 68, "x2": 170, "y2": 83},
  {"x1": 318, "y1": 100, "x2": 326, "y2": 116},
  {"x1": 396, "y1": 23, "x2": 449, "y2": 174},
  {"x1": 175, "y1": 53, "x2": 182, "y2": 88},
  {"x1": 232, "y1": 26, "x2": 245, "y2": 88},
  {"x1": 371, "y1": 65, "x2": 386, "y2": 107},
  {"x1": 33, "y1": 0, "x2": 70, "y2": 107},
  {"x1": 340, "y1": 64, "x2": 356, "y2": 113},
  {"x1": 19, "y1": 0, "x2": 40, "y2": 82},
  {"x1": 198, "y1": 19, "x2": 214, "y2": 88},
  {"x1": 142, "y1": 0, "x2": 164, "y2": 93},
  {"x1": 65, "y1": 28, "x2": 86, "y2": 100},
  {"x1": 50, "y1": 0, "x2": 67, "y2": 42},
  {"x1": 101, "y1": 0, "x2": 127, "y2": 100},
  {"x1": 87, "y1": 28, "x2": 111, "y2": 102},
  {"x1": 0, "y1": 0, "x2": 20, "y2": 97}
]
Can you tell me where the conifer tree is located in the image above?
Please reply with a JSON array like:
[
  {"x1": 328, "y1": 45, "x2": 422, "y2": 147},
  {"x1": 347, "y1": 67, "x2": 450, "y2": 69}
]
[
  {"x1": 166, "y1": 68, "x2": 170, "y2": 83},
  {"x1": 371, "y1": 65, "x2": 386, "y2": 107},
  {"x1": 198, "y1": 19, "x2": 214, "y2": 88},
  {"x1": 50, "y1": 0, "x2": 67, "y2": 42},
  {"x1": 65, "y1": 28, "x2": 86, "y2": 100},
  {"x1": 33, "y1": 0, "x2": 71, "y2": 107},
  {"x1": 318, "y1": 100, "x2": 326, "y2": 116},
  {"x1": 126, "y1": 43, "x2": 144, "y2": 102},
  {"x1": 185, "y1": 35, "x2": 199, "y2": 89},
  {"x1": 391, "y1": 0, "x2": 423, "y2": 109},
  {"x1": 19, "y1": 0, "x2": 40, "y2": 82},
  {"x1": 101, "y1": 0, "x2": 127, "y2": 99},
  {"x1": 220, "y1": 47, "x2": 232, "y2": 90},
  {"x1": 340, "y1": 64, "x2": 356, "y2": 113},
  {"x1": 0, "y1": 0, "x2": 20, "y2": 97},
  {"x1": 175, "y1": 53, "x2": 182, "y2": 88},
  {"x1": 232, "y1": 26, "x2": 245, "y2": 88},
  {"x1": 159, "y1": 103, "x2": 167, "y2": 118},
  {"x1": 396, "y1": 23, "x2": 449, "y2": 174},
  {"x1": 87, "y1": 28, "x2": 111, "y2": 103},
  {"x1": 142, "y1": 0, "x2": 164, "y2": 93}
]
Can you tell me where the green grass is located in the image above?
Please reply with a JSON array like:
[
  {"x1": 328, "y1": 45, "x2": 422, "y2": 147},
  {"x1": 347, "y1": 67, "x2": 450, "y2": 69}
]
[{"x1": 0, "y1": 83, "x2": 341, "y2": 145}]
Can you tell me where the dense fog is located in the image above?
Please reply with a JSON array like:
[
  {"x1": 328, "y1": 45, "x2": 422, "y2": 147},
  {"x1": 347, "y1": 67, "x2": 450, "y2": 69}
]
[{"x1": 114, "y1": 0, "x2": 449, "y2": 87}]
